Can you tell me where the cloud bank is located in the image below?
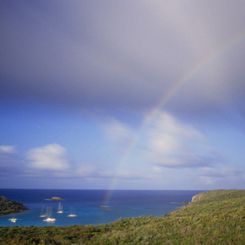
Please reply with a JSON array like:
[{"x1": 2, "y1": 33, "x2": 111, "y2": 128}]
[{"x1": 0, "y1": 0, "x2": 245, "y2": 117}]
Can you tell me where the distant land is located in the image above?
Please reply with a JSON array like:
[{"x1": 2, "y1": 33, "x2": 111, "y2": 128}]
[
  {"x1": 45, "y1": 196, "x2": 63, "y2": 201},
  {"x1": 0, "y1": 196, "x2": 27, "y2": 216},
  {"x1": 0, "y1": 190, "x2": 244, "y2": 244}
]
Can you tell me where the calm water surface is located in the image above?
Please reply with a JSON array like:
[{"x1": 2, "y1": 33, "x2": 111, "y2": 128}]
[{"x1": 0, "y1": 189, "x2": 201, "y2": 227}]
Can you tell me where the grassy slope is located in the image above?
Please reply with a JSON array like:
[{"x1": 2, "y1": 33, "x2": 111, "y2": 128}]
[{"x1": 0, "y1": 190, "x2": 245, "y2": 245}]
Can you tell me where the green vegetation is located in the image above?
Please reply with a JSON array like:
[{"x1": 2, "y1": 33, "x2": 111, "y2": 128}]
[
  {"x1": 0, "y1": 190, "x2": 245, "y2": 244},
  {"x1": 0, "y1": 196, "x2": 27, "y2": 216}
]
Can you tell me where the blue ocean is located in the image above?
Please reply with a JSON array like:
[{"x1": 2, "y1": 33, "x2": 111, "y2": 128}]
[{"x1": 0, "y1": 189, "x2": 200, "y2": 227}]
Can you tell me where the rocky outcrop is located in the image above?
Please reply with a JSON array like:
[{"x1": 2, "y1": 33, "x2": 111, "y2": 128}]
[
  {"x1": 191, "y1": 192, "x2": 205, "y2": 203},
  {"x1": 0, "y1": 196, "x2": 27, "y2": 216}
]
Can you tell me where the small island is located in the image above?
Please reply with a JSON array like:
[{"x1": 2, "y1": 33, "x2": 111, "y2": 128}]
[
  {"x1": 0, "y1": 196, "x2": 27, "y2": 216},
  {"x1": 45, "y1": 196, "x2": 63, "y2": 201}
]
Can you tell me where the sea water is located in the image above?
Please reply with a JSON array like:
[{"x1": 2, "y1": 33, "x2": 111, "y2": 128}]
[{"x1": 0, "y1": 189, "x2": 201, "y2": 227}]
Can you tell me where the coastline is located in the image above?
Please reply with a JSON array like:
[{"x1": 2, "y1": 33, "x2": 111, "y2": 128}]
[
  {"x1": 0, "y1": 196, "x2": 27, "y2": 217},
  {"x1": 0, "y1": 190, "x2": 244, "y2": 244},
  {"x1": 0, "y1": 189, "x2": 198, "y2": 227}
]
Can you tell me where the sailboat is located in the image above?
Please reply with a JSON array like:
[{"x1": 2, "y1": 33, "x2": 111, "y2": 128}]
[
  {"x1": 43, "y1": 217, "x2": 56, "y2": 223},
  {"x1": 57, "y1": 202, "x2": 64, "y2": 214},
  {"x1": 67, "y1": 208, "x2": 77, "y2": 218},
  {"x1": 43, "y1": 207, "x2": 56, "y2": 223},
  {"x1": 67, "y1": 213, "x2": 77, "y2": 218},
  {"x1": 8, "y1": 217, "x2": 17, "y2": 223}
]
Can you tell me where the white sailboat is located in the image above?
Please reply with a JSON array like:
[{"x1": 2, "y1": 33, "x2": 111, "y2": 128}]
[
  {"x1": 57, "y1": 202, "x2": 64, "y2": 214},
  {"x1": 43, "y1": 217, "x2": 56, "y2": 223},
  {"x1": 67, "y1": 213, "x2": 77, "y2": 218},
  {"x1": 8, "y1": 217, "x2": 17, "y2": 223},
  {"x1": 67, "y1": 208, "x2": 77, "y2": 217},
  {"x1": 43, "y1": 207, "x2": 56, "y2": 223}
]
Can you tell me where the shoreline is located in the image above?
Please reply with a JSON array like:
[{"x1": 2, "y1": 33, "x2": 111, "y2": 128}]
[
  {"x1": 0, "y1": 190, "x2": 244, "y2": 244},
  {"x1": 0, "y1": 191, "x2": 203, "y2": 227},
  {"x1": 0, "y1": 196, "x2": 28, "y2": 217}
]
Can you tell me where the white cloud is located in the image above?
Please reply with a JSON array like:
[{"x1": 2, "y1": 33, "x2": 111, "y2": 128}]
[
  {"x1": 105, "y1": 111, "x2": 218, "y2": 169},
  {"x1": 0, "y1": 145, "x2": 16, "y2": 154},
  {"x1": 27, "y1": 144, "x2": 69, "y2": 171},
  {"x1": 144, "y1": 112, "x2": 206, "y2": 167}
]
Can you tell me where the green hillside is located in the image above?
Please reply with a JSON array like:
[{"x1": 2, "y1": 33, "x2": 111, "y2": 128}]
[{"x1": 0, "y1": 190, "x2": 244, "y2": 245}]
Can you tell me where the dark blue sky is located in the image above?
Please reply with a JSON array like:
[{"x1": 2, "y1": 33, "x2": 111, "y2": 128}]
[{"x1": 0, "y1": 0, "x2": 245, "y2": 189}]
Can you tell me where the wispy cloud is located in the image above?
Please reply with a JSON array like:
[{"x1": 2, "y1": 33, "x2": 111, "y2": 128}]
[
  {"x1": 200, "y1": 165, "x2": 245, "y2": 186},
  {"x1": 27, "y1": 144, "x2": 69, "y2": 171},
  {"x1": 0, "y1": 142, "x2": 143, "y2": 181},
  {"x1": 0, "y1": 145, "x2": 25, "y2": 178},
  {"x1": 0, "y1": 145, "x2": 16, "y2": 154},
  {"x1": 105, "y1": 111, "x2": 221, "y2": 169},
  {"x1": 143, "y1": 112, "x2": 209, "y2": 168}
]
